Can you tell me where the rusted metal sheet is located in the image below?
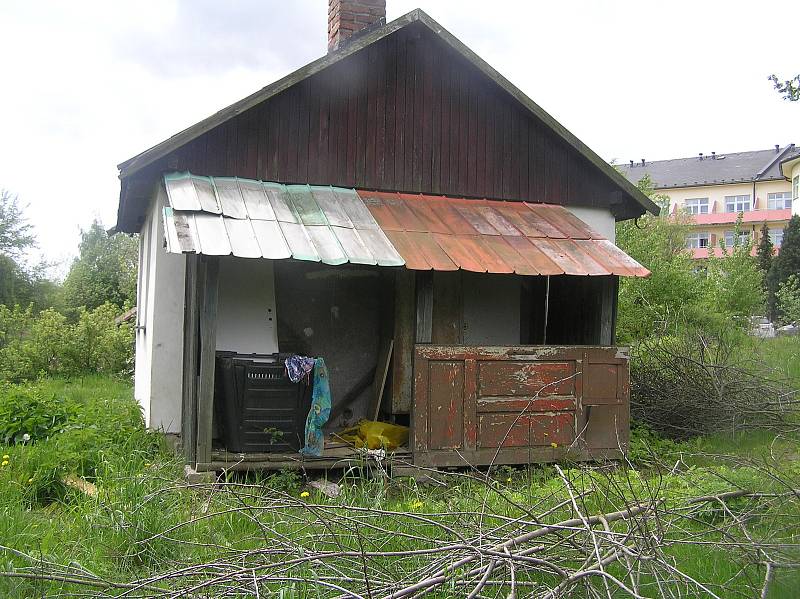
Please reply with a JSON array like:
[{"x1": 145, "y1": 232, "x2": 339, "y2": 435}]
[
  {"x1": 359, "y1": 191, "x2": 650, "y2": 277},
  {"x1": 162, "y1": 173, "x2": 404, "y2": 267},
  {"x1": 163, "y1": 172, "x2": 648, "y2": 277},
  {"x1": 412, "y1": 345, "x2": 630, "y2": 467}
]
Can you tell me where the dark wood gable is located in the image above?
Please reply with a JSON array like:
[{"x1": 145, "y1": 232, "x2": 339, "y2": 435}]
[{"x1": 121, "y1": 21, "x2": 633, "y2": 230}]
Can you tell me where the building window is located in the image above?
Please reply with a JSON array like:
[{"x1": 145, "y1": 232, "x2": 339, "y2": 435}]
[
  {"x1": 724, "y1": 195, "x2": 751, "y2": 212},
  {"x1": 769, "y1": 229, "x2": 784, "y2": 247},
  {"x1": 767, "y1": 192, "x2": 792, "y2": 210},
  {"x1": 724, "y1": 230, "x2": 750, "y2": 246},
  {"x1": 684, "y1": 198, "x2": 709, "y2": 215},
  {"x1": 794, "y1": 176, "x2": 799, "y2": 200},
  {"x1": 686, "y1": 232, "x2": 710, "y2": 249}
]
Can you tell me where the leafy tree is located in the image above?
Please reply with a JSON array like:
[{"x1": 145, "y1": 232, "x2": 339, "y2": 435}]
[
  {"x1": 0, "y1": 189, "x2": 35, "y2": 258},
  {"x1": 616, "y1": 176, "x2": 708, "y2": 341},
  {"x1": 61, "y1": 221, "x2": 138, "y2": 315},
  {"x1": 0, "y1": 254, "x2": 60, "y2": 311},
  {"x1": 768, "y1": 73, "x2": 800, "y2": 101},
  {"x1": 704, "y1": 217, "x2": 764, "y2": 324}
]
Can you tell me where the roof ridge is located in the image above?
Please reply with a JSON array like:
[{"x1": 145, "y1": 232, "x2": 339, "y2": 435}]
[{"x1": 628, "y1": 147, "x2": 791, "y2": 167}]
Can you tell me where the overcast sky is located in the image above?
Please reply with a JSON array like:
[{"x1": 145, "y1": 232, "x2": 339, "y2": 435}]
[{"x1": 0, "y1": 0, "x2": 797, "y2": 272}]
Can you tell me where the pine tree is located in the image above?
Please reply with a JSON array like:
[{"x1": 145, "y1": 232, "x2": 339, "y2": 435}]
[
  {"x1": 756, "y1": 222, "x2": 774, "y2": 276},
  {"x1": 768, "y1": 215, "x2": 800, "y2": 320}
]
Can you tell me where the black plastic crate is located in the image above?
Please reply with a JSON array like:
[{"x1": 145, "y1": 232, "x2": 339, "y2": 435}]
[{"x1": 215, "y1": 352, "x2": 311, "y2": 453}]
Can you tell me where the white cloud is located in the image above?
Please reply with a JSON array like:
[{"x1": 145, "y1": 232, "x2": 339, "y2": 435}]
[{"x1": 0, "y1": 0, "x2": 796, "y2": 266}]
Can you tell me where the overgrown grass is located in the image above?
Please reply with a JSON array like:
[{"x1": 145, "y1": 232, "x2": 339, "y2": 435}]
[{"x1": 0, "y1": 359, "x2": 798, "y2": 596}]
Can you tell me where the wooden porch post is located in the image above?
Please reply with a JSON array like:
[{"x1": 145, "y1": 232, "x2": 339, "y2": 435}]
[
  {"x1": 391, "y1": 268, "x2": 415, "y2": 414},
  {"x1": 599, "y1": 275, "x2": 618, "y2": 346},
  {"x1": 195, "y1": 256, "x2": 219, "y2": 468},
  {"x1": 181, "y1": 254, "x2": 199, "y2": 465}
]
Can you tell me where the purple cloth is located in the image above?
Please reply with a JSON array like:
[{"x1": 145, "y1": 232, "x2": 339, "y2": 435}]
[{"x1": 285, "y1": 355, "x2": 316, "y2": 383}]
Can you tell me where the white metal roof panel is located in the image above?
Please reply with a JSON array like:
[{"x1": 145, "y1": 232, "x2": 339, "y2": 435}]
[{"x1": 160, "y1": 172, "x2": 405, "y2": 267}]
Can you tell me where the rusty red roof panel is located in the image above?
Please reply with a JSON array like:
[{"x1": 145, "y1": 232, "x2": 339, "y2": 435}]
[{"x1": 357, "y1": 191, "x2": 650, "y2": 277}]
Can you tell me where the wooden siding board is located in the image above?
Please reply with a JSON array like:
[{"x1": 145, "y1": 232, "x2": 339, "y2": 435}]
[
  {"x1": 384, "y1": 33, "x2": 397, "y2": 190},
  {"x1": 141, "y1": 27, "x2": 637, "y2": 219},
  {"x1": 365, "y1": 44, "x2": 378, "y2": 188}
]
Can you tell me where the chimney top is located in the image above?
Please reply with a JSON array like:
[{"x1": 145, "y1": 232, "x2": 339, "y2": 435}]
[
  {"x1": 629, "y1": 160, "x2": 634, "y2": 167},
  {"x1": 711, "y1": 151, "x2": 716, "y2": 159},
  {"x1": 328, "y1": 0, "x2": 387, "y2": 52},
  {"x1": 699, "y1": 152, "x2": 703, "y2": 160},
  {"x1": 640, "y1": 158, "x2": 645, "y2": 166},
  {"x1": 775, "y1": 144, "x2": 780, "y2": 152}
]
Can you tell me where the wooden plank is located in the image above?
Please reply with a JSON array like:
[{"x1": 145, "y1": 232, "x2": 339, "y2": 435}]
[
  {"x1": 181, "y1": 254, "x2": 199, "y2": 465},
  {"x1": 478, "y1": 413, "x2": 530, "y2": 448},
  {"x1": 600, "y1": 276, "x2": 616, "y2": 345},
  {"x1": 369, "y1": 338, "x2": 394, "y2": 421},
  {"x1": 477, "y1": 397, "x2": 576, "y2": 413},
  {"x1": 584, "y1": 361, "x2": 623, "y2": 405},
  {"x1": 391, "y1": 269, "x2": 415, "y2": 414},
  {"x1": 195, "y1": 256, "x2": 219, "y2": 467},
  {"x1": 415, "y1": 271, "x2": 433, "y2": 343},
  {"x1": 412, "y1": 345, "x2": 429, "y2": 456},
  {"x1": 431, "y1": 271, "x2": 462, "y2": 344},
  {"x1": 421, "y1": 34, "x2": 433, "y2": 192},
  {"x1": 428, "y1": 361, "x2": 464, "y2": 450},
  {"x1": 477, "y1": 361, "x2": 575, "y2": 397},
  {"x1": 463, "y1": 357, "x2": 478, "y2": 450},
  {"x1": 365, "y1": 44, "x2": 378, "y2": 188}
]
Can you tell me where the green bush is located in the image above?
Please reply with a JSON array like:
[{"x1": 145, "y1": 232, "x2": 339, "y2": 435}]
[
  {"x1": 0, "y1": 302, "x2": 133, "y2": 382},
  {"x1": 0, "y1": 383, "x2": 74, "y2": 445}
]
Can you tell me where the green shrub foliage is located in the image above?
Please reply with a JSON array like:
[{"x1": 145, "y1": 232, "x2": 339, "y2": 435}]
[
  {"x1": 617, "y1": 176, "x2": 766, "y2": 341},
  {"x1": 0, "y1": 384, "x2": 73, "y2": 444},
  {"x1": 0, "y1": 303, "x2": 133, "y2": 382}
]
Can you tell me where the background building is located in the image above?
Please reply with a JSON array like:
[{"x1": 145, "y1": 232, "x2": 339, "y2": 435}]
[{"x1": 621, "y1": 145, "x2": 799, "y2": 258}]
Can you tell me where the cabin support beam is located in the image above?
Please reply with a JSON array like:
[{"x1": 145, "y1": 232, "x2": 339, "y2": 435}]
[
  {"x1": 391, "y1": 269, "x2": 415, "y2": 414},
  {"x1": 195, "y1": 256, "x2": 220, "y2": 468},
  {"x1": 181, "y1": 254, "x2": 199, "y2": 464}
]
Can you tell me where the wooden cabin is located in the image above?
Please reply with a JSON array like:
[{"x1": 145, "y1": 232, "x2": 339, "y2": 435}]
[{"x1": 115, "y1": 2, "x2": 657, "y2": 473}]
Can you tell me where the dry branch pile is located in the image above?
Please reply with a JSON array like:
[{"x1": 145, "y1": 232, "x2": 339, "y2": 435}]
[
  {"x1": 2, "y1": 453, "x2": 799, "y2": 598},
  {"x1": 630, "y1": 330, "x2": 798, "y2": 439}
]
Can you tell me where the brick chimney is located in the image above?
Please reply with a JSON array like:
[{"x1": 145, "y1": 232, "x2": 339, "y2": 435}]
[{"x1": 328, "y1": 0, "x2": 386, "y2": 52}]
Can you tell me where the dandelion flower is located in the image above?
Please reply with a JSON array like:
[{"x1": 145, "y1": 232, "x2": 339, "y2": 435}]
[
  {"x1": 1, "y1": 460, "x2": 8, "y2": 467},
  {"x1": 2, "y1": 455, "x2": 8, "y2": 460},
  {"x1": 300, "y1": 491, "x2": 310, "y2": 498},
  {"x1": 409, "y1": 500, "x2": 424, "y2": 509},
  {"x1": 144, "y1": 463, "x2": 151, "y2": 467},
  {"x1": 28, "y1": 478, "x2": 34, "y2": 484},
  {"x1": 550, "y1": 442, "x2": 558, "y2": 448},
  {"x1": 506, "y1": 477, "x2": 512, "y2": 483}
]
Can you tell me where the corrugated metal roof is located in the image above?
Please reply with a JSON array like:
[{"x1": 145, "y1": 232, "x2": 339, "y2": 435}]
[
  {"x1": 161, "y1": 172, "x2": 649, "y2": 277},
  {"x1": 162, "y1": 173, "x2": 404, "y2": 267},
  {"x1": 359, "y1": 192, "x2": 650, "y2": 277}
]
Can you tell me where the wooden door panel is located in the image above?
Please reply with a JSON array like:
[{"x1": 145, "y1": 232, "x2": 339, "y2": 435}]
[
  {"x1": 427, "y1": 361, "x2": 464, "y2": 450},
  {"x1": 478, "y1": 361, "x2": 575, "y2": 397},
  {"x1": 413, "y1": 345, "x2": 629, "y2": 465},
  {"x1": 478, "y1": 414, "x2": 530, "y2": 448}
]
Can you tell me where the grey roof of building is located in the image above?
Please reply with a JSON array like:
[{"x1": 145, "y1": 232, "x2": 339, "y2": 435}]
[{"x1": 619, "y1": 145, "x2": 799, "y2": 189}]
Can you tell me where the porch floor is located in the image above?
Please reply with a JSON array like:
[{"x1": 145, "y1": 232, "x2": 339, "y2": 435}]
[{"x1": 202, "y1": 437, "x2": 411, "y2": 472}]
